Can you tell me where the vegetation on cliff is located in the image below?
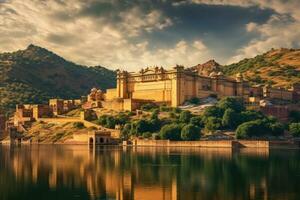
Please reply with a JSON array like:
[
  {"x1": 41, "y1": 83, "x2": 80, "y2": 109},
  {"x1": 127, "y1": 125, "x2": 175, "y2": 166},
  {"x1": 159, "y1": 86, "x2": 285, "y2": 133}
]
[{"x1": 222, "y1": 48, "x2": 300, "y2": 87}]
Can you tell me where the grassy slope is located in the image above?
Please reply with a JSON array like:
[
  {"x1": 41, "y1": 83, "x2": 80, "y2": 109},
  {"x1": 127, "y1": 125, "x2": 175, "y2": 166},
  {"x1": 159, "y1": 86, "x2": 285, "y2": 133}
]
[
  {"x1": 222, "y1": 48, "x2": 300, "y2": 87},
  {"x1": 24, "y1": 121, "x2": 93, "y2": 143}
]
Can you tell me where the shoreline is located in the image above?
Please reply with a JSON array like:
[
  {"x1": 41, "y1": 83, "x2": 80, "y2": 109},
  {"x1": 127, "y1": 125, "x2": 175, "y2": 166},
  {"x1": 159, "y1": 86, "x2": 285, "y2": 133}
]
[{"x1": 1, "y1": 139, "x2": 300, "y2": 149}]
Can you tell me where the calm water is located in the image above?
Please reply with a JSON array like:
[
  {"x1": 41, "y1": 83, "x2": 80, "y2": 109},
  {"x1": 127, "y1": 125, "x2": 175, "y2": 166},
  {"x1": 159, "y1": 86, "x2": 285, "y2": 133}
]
[{"x1": 0, "y1": 145, "x2": 300, "y2": 200}]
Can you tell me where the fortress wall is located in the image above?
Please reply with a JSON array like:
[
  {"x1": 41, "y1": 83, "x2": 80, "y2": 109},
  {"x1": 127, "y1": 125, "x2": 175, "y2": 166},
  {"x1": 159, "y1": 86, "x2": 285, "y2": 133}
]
[
  {"x1": 133, "y1": 139, "x2": 234, "y2": 148},
  {"x1": 129, "y1": 80, "x2": 172, "y2": 102},
  {"x1": 237, "y1": 140, "x2": 269, "y2": 148},
  {"x1": 133, "y1": 139, "x2": 299, "y2": 149}
]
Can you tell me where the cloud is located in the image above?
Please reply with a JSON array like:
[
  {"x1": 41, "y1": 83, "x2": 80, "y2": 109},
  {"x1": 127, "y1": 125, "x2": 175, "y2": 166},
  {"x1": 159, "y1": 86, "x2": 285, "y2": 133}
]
[
  {"x1": 0, "y1": 0, "x2": 176, "y2": 70},
  {"x1": 1, "y1": 0, "x2": 299, "y2": 69},
  {"x1": 229, "y1": 14, "x2": 300, "y2": 63},
  {"x1": 176, "y1": 0, "x2": 300, "y2": 63},
  {"x1": 245, "y1": 22, "x2": 257, "y2": 32}
]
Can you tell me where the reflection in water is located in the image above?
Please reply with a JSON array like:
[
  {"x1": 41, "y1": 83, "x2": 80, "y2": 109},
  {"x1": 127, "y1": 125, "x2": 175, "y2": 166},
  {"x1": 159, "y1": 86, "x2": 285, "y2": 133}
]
[{"x1": 0, "y1": 145, "x2": 299, "y2": 200}]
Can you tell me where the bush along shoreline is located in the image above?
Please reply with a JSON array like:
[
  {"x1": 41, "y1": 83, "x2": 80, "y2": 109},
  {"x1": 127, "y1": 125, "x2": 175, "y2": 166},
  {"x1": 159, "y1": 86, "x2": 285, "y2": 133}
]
[{"x1": 92, "y1": 97, "x2": 300, "y2": 141}]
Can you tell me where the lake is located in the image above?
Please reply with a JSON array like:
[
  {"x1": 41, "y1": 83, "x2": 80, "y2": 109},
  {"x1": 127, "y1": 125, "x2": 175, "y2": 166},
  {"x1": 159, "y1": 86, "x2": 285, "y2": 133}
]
[{"x1": 0, "y1": 145, "x2": 300, "y2": 200}]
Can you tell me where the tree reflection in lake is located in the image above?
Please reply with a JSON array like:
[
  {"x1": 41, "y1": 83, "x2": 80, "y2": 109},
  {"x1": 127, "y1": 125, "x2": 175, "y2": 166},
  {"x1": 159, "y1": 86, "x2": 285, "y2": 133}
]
[{"x1": 0, "y1": 145, "x2": 299, "y2": 200}]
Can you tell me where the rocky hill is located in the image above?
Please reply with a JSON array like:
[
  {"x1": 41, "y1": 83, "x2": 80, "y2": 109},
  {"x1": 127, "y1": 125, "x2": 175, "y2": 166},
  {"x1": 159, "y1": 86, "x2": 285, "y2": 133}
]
[
  {"x1": 222, "y1": 48, "x2": 300, "y2": 87},
  {"x1": 0, "y1": 45, "x2": 116, "y2": 112},
  {"x1": 191, "y1": 59, "x2": 222, "y2": 76}
]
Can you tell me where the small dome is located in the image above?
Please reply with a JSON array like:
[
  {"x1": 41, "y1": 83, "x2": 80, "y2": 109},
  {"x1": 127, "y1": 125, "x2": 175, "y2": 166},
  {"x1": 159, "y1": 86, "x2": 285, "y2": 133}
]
[
  {"x1": 209, "y1": 72, "x2": 217, "y2": 77},
  {"x1": 91, "y1": 88, "x2": 97, "y2": 92},
  {"x1": 96, "y1": 89, "x2": 102, "y2": 93}
]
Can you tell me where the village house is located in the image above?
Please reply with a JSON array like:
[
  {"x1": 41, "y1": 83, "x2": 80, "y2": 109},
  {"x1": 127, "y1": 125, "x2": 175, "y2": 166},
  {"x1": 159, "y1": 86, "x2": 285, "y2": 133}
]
[{"x1": 13, "y1": 98, "x2": 82, "y2": 128}]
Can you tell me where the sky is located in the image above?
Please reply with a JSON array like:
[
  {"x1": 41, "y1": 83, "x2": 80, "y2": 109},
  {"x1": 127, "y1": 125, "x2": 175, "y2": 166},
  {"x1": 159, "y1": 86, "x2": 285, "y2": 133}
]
[{"x1": 0, "y1": 0, "x2": 300, "y2": 71}]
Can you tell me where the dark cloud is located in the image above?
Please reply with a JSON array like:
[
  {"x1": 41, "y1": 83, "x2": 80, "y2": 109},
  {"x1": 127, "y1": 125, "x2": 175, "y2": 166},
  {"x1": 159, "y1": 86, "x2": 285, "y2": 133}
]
[
  {"x1": 1, "y1": 0, "x2": 298, "y2": 68},
  {"x1": 46, "y1": 33, "x2": 80, "y2": 46}
]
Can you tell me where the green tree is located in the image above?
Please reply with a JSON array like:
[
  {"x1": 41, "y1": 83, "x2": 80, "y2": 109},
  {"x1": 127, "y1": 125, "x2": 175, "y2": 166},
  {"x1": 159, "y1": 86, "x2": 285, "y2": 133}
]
[
  {"x1": 151, "y1": 109, "x2": 159, "y2": 120},
  {"x1": 202, "y1": 106, "x2": 223, "y2": 121},
  {"x1": 190, "y1": 116, "x2": 203, "y2": 127},
  {"x1": 141, "y1": 103, "x2": 158, "y2": 111},
  {"x1": 187, "y1": 97, "x2": 200, "y2": 104},
  {"x1": 268, "y1": 122, "x2": 284, "y2": 136},
  {"x1": 106, "y1": 116, "x2": 116, "y2": 129},
  {"x1": 149, "y1": 118, "x2": 161, "y2": 132},
  {"x1": 236, "y1": 120, "x2": 266, "y2": 139},
  {"x1": 179, "y1": 110, "x2": 192, "y2": 123},
  {"x1": 181, "y1": 124, "x2": 201, "y2": 141},
  {"x1": 222, "y1": 108, "x2": 239, "y2": 129},
  {"x1": 239, "y1": 110, "x2": 264, "y2": 123},
  {"x1": 73, "y1": 122, "x2": 85, "y2": 129},
  {"x1": 116, "y1": 113, "x2": 129, "y2": 125},
  {"x1": 289, "y1": 111, "x2": 300, "y2": 123},
  {"x1": 289, "y1": 123, "x2": 300, "y2": 137},
  {"x1": 217, "y1": 97, "x2": 245, "y2": 112},
  {"x1": 121, "y1": 123, "x2": 132, "y2": 140},
  {"x1": 159, "y1": 124, "x2": 182, "y2": 141},
  {"x1": 135, "y1": 119, "x2": 149, "y2": 134},
  {"x1": 205, "y1": 117, "x2": 222, "y2": 132},
  {"x1": 98, "y1": 115, "x2": 108, "y2": 126}
]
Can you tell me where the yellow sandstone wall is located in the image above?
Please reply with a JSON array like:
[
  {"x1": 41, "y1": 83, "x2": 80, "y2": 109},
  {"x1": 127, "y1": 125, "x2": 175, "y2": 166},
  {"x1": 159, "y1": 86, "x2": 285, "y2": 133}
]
[{"x1": 105, "y1": 88, "x2": 117, "y2": 100}]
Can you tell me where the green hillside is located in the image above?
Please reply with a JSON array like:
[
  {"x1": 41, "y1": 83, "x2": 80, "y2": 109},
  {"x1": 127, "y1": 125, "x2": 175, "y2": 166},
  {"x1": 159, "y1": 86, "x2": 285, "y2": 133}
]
[
  {"x1": 222, "y1": 48, "x2": 300, "y2": 87},
  {"x1": 0, "y1": 45, "x2": 116, "y2": 112}
]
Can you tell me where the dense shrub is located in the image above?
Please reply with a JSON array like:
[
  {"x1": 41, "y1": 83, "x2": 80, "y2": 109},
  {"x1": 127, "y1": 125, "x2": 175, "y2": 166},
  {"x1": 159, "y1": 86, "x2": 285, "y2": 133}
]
[
  {"x1": 106, "y1": 116, "x2": 116, "y2": 129},
  {"x1": 289, "y1": 123, "x2": 300, "y2": 137},
  {"x1": 159, "y1": 124, "x2": 182, "y2": 141},
  {"x1": 136, "y1": 119, "x2": 150, "y2": 134},
  {"x1": 84, "y1": 110, "x2": 97, "y2": 121},
  {"x1": 187, "y1": 97, "x2": 200, "y2": 105},
  {"x1": 205, "y1": 117, "x2": 222, "y2": 132},
  {"x1": 222, "y1": 108, "x2": 239, "y2": 129},
  {"x1": 239, "y1": 110, "x2": 265, "y2": 123},
  {"x1": 289, "y1": 111, "x2": 300, "y2": 123},
  {"x1": 121, "y1": 123, "x2": 132, "y2": 140},
  {"x1": 202, "y1": 106, "x2": 223, "y2": 121},
  {"x1": 179, "y1": 110, "x2": 192, "y2": 123},
  {"x1": 73, "y1": 122, "x2": 85, "y2": 129},
  {"x1": 268, "y1": 122, "x2": 285, "y2": 136},
  {"x1": 172, "y1": 107, "x2": 182, "y2": 113},
  {"x1": 98, "y1": 115, "x2": 108, "y2": 126},
  {"x1": 236, "y1": 116, "x2": 285, "y2": 139},
  {"x1": 141, "y1": 103, "x2": 158, "y2": 111},
  {"x1": 217, "y1": 97, "x2": 245, "y2": 112},
  {"x1": 181, "y1": 124, "x2": 201, "y2": 141},
  {"x1": 190, "y1": 116, "x2": 203, "y2": 127},
  {"x1": 151, "y1": 109, "x2": 159, "y2": 120},
  {"x1": 115, "y1": 113, "x2": 129, "y2": 125},
  {"x1": 159, "y1": 104, "x2": 172, "y2": 112},
  {"x1": 236, "y1": 120, "x2": 265, "y2": 139},
  {"x1": 97, "y1": 115, "x2": 116, "y2": 129}
]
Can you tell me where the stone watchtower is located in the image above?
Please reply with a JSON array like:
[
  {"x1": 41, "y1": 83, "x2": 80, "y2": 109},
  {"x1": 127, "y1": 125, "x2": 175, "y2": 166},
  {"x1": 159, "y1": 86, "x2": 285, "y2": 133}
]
[
  {"x1": 235, "y1": 73, "x2": 250, "y2": 99},
  {"x1": 116, "y1": 69, "x2": 129, "y2": 99}
]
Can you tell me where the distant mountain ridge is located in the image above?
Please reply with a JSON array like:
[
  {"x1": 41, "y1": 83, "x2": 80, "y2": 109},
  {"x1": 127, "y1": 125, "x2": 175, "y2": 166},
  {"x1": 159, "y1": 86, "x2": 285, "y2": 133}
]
[
  {"x1": 1, "y1": 45, "x2": 300, "y2": 113},
  {"x1": 0, "y1": 44, "x2": 116, "y2": 111}
]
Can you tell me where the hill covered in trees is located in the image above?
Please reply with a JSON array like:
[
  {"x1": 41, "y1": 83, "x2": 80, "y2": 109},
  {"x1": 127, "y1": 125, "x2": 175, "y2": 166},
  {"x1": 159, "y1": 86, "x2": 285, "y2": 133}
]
[
  {"x1": 222, "y1": 48, "x2": 300, "y2": 87},
  {"x1": 0, "y1": 45, "x2": 116, "y2": 112}
]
